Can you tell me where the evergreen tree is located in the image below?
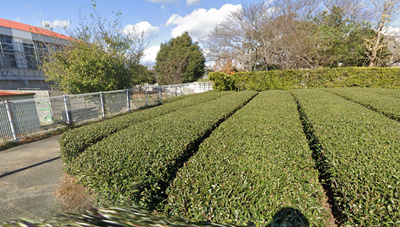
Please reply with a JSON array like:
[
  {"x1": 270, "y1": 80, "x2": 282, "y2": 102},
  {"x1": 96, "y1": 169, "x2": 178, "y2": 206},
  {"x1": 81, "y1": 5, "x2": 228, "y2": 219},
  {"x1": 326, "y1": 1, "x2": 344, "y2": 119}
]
[
  {"x1": 155, "y1": 32, "x2": 205, "y2": 85},
  {"x1": 312, "y1": 6, "x2": 390, "y2": 67}
]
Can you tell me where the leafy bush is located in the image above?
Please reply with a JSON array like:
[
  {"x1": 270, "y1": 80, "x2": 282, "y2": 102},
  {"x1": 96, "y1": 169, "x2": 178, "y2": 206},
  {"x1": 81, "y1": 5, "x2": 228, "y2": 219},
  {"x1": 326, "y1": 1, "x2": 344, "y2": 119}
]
[
  {"x1": 360, "y1": 87, "x2": 400, "y2": 99},
  {"x1": 210, "y1": 67, "x2": 400, "y2": 91},
  {"x1": 69, "y1": 91, "x2": 257, "y2": 209},
  {"x1": 209, "y1": 72, "x2": 237, "y2": 91},
  {"x1": 60, "y1": 91, "x2": 231, "y2": 173},
  {"x1": 162, "y1": 94, "x2": 188, "y2": 104},
  {"x1": 292, "y1": 89, "x2": 400, "y2": 226},
  {"x1": 165, "y1": 91, "x2": 328, "y2": 226},
  {"x1": 325, "y1": 88, "x2": 400, "y2": 121}
]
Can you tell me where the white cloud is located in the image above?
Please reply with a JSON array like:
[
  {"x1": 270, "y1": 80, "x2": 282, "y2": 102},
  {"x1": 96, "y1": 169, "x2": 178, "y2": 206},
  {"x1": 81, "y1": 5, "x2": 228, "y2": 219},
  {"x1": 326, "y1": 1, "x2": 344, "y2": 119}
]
[
  {"x1": 38, "y1": 10, "x2": 42, "y2": 16},
  {"x1": 165, "y1": 4, "x2": 241, "y2": 41},
  {"x1": 147, "y1": 0, "x2": 178, "y2": 4},
  {"x1": 16, "y1": 17, "x2": 21, "y2": 22},
  {"x1": 40, "y1": 20, "x2": 71, "y2": 29},
  {"x1": 123, "y1": 21, "x2": 159, "y2": 39},
  {"x1": 186, "y1": 0, "x2": 201, "y2": 6},
  {"x1": 26, "y1": 4, "x2": 33, "y2": 8},
  {"x1": 141, "y1": 45, "x2": 160, "y2": 65}
]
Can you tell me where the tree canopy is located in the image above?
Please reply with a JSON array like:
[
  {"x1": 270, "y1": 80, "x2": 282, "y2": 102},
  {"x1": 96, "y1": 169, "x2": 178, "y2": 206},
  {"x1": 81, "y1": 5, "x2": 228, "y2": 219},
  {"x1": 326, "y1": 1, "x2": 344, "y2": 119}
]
[
  {"x1": 40, "y1": 1, "x2": 151, "y2": 94},
  {"x1": 155, "y1": 32, "x2": 205, "y2": 85},
  {"x1": 205, "y1": 0, "x2": 399, "y2": 72}
]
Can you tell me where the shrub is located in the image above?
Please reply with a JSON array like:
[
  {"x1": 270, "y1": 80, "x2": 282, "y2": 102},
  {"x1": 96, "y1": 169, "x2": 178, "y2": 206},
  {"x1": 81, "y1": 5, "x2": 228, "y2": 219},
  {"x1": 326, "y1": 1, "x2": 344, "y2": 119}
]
[
  {"x1": 292, "y1": 89, "x2": 400, "y2": 226},
  {"x1": 165, "y1": 91, "x2": 328, "y2": 226},
  {"x1": 210, "y1": 67, "x2": 400, "y2": 91},
  {"x1": 325, "y1": 88, "x2": 400, "y2": 121},
  {"x1": 68, "y1": 91, "x2": 257, "y2": 209},
  {"x1": 209, "y1": 72, "x2": 237, "y2": 91},
  {"x1": 60, "y1": 91, "x2": 231, "y2": 173}
]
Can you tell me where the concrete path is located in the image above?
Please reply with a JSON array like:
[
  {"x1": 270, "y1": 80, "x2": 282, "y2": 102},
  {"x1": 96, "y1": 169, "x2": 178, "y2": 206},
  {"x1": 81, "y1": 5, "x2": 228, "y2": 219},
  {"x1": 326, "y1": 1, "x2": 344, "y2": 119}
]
[{"x1": 0, "y1": 135, "x2": 63, "y2": 222}]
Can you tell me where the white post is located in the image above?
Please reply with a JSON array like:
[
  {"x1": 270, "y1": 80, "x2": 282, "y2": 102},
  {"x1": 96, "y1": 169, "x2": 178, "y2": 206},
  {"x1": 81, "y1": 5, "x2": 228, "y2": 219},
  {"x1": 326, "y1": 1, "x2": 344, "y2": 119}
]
[
  {"x1": 126, "y1": 89, "x2": 130, "y2": 112},
  {"x1": 145, "y1": 88, "x2": 148, "y2": 107},
  {"x1": 63, "y1": 95, "x2": 70, "y2": 124},
  {"x1": 159, "y1": 86, "x2": 162, "y2": 104},
  {"x1": 4, "y1": 101, "x2": 17, "y2": 141},
  {"x1": 100, "y1": 92, "x2": 105, "y2": 118}
]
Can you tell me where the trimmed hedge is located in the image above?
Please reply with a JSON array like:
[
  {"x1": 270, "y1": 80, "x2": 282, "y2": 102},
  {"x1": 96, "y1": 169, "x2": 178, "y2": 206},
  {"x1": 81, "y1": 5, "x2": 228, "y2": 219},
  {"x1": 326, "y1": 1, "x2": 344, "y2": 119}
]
[
  {"x1": 162, "y1": 93, "x2": 190, "y2": 104},
  {"x1": 69, "y1": 91, "x2": 258, "y2": 209},
  {"x1": 209, "y1": 67, "x2": 400, "y2": 91},
  {"x1": 292, "y1": 89, "x2": 400, "y2": 226},
  {"x1": 365, "y1": 87, "x2": 400, "y2": 99},
  {"x1": 326, "y1": 88, "x2": 400, "y2": 121},
  {"x1": 165, "y1": 91, "x2": 328, "y2": 226},
  {"x1": 60, "y1": 91, "x2": 231, "y2": 172}
]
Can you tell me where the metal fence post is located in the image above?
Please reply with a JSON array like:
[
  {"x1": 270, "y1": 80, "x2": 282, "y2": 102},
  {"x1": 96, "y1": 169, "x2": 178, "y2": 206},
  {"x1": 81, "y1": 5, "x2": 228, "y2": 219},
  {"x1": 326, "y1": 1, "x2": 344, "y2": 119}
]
[
  {"x1": 4, "y1": 101, "x2": 18, "y2": 141},
  {"x1": 126, "y1": 89, "x2": 130, "y2": 112},
  {"x1": 63, "y1": 95, "x2": 70, "y2": 124},
  {"x1": 100, "y1": 91, "x2": 105, "y2": 118},
  {"x1": 145, "y1": 88, "x2": 148, "y2": 107},
  {"x1": 158, "y1": 86, "x2": 162, "y2": 104}
]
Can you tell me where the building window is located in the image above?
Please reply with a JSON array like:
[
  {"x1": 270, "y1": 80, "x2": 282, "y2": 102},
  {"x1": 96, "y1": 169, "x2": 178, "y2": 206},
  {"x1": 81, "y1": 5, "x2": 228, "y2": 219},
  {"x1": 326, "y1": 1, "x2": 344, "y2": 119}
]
[
  {"x1": 23, "y1": 43, "x2": 38, "y2": 69},
  {"x1": 0, "y1": 35, "x2": 17, "y2": 68},
  {"x1": 34, "y1": 41, "x2": 50, "y2": 65}
]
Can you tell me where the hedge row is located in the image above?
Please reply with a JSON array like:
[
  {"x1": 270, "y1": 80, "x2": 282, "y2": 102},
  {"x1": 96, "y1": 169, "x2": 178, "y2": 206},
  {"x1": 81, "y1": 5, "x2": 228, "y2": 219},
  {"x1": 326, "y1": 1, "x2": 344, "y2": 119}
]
[
  {"x1": 209, "y1": 67, "x2": 400, "y2": 91},
  {"x1": 292, "y1": 89, "x2": 400, "y2": 226},
  {"x1": 69, "y1": 91, "x2": 258, "y2": 210},
  {"x1": 326, "y1": 88, "x2": 400, "y2": 121},
  {"x1": 366, "y1": 87, "x2": 400, "y2": 99},
  {"x1": 60, "y1": 91, "x2": 231, "y2": 171},
  {"x1": 165, "y1": 91, "x2": 328, "y2": 226},
  {"x1": 162, "y1": 94, "x2": 189, "y2": 103}
]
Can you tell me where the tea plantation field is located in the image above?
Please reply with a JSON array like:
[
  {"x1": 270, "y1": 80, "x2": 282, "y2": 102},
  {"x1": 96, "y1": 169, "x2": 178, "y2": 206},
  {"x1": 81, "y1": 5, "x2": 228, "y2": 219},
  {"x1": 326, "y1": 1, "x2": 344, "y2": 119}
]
[{"x1": 58, "y1": 88, "x2": 400, "y2": 226}]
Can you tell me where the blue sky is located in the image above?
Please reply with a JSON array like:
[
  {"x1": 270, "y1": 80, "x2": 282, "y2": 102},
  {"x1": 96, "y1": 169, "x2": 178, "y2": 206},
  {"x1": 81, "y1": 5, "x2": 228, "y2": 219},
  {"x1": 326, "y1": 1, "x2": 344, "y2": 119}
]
[
  {"x1": 2, "y1": 0, "x2": 242, "y2": 65},
  {"x1": 3, "y1": 0, "x2": 400, "y2": 65}
]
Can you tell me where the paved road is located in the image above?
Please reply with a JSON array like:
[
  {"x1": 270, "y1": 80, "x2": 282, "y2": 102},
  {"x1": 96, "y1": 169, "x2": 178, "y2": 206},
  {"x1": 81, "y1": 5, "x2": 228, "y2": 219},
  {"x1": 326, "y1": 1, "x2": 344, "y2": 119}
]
[{"x1": 0, "y1": 135, "x2": 63, "y2": 222}]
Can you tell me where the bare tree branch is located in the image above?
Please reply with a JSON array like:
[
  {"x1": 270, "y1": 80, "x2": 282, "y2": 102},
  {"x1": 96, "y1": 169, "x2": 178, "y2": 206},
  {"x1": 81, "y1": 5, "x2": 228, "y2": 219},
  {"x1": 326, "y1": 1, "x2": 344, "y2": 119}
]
[{"x1": 367, "y1": 0, "x2": 400, "y2": 66}]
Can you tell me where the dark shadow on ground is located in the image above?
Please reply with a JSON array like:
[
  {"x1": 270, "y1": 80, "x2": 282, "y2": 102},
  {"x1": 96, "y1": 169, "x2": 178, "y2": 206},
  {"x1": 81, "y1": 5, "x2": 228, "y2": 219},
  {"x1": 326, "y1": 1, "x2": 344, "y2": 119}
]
[
  {"x1": 266, "y1": 207, "x2": 309, "y2": 227},
  {"x1": 0, "y1": 156, "x2": 60, "y2": 178}
]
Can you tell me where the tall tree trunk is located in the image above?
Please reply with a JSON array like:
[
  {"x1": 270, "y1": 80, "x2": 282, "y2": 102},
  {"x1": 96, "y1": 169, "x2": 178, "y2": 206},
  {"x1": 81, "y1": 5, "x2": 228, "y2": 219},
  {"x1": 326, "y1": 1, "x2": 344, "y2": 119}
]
[{"x1": 368, "y1": 30, "x2": 382, "y2": 67}]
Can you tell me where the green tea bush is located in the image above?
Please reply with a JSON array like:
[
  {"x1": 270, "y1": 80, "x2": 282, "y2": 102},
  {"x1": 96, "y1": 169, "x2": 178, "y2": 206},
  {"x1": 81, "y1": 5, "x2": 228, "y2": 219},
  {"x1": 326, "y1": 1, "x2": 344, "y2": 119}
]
[
  {"x1": 162, "y1": 94, "x2": 189, "y2": 103},
  {"x1": 69, "y1": 91, "x2": 257, "y2": 209},
  {"x1": 326, "y1": 88, "x2": 400, "y2": 121},
  {"x1": 165, "y1": 91, "x2": 328, "y2": 226},
  {"x1": 362, "y1": 87, "x2": 400, "y2": 98},
  {"x1": 210, "y1": 67, "x2": 400, "y2": 91},
  {"x1": 60, "y1": 91, "x2": 231, "y2": 172},
  {"x1": 292, "y1": 89, "x2": 400, "y2": 226}
]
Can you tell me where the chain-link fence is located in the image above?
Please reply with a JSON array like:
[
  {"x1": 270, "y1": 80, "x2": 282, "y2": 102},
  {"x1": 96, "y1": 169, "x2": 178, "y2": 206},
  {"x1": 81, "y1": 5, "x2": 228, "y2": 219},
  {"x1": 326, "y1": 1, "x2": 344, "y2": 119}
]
[{"x1": 0, "y1": 82, "x2": 213, "y2": 143}]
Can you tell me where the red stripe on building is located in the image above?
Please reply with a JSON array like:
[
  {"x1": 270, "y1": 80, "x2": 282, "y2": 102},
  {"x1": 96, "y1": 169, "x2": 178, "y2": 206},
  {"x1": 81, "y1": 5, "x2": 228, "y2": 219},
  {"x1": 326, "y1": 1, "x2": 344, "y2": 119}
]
[{"x1": 0, "y1": 18, "x2": 71, "y2": 40}]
